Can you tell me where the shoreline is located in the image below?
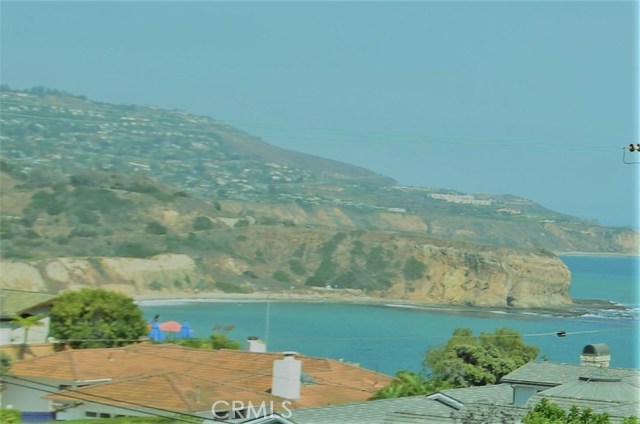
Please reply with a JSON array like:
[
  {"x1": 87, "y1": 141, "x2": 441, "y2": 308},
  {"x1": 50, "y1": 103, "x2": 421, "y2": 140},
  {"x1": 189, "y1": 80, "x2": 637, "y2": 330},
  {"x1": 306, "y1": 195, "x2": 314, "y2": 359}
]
[
  {"x1": 556, "y1": 251, "x2": 640, "y2": 257},
  {"x1": 132, "y1": 291, "x2": 631, "y2": 318}
]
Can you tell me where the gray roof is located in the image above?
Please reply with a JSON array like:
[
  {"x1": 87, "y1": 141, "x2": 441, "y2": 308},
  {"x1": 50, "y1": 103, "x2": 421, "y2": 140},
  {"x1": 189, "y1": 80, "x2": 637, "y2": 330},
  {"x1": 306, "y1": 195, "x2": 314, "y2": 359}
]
[
  {"x1": 290, "y1": 396, "x2": 453, "y2": 424},
  {"x1": 289, "y1": 363, "x2": 640, "y2": 424},
  {"x1": 598, "y1": 403, "x2": 640, "y2": 424},
  {"x1": 540, "y1": 376, "x2": 639, "y2": 404},
  {"x1": 289, "y1": 384, "x2": 517, "y2": 424},
  {"x1": 501, "y1": 362, "x2": 640, "y2": 387},
  {"x1": 523, "y1": 367, "x2": 640, "y2": 422},
  {"x1": 438, "y1": 383, "x2": 514, "y2": 405}
]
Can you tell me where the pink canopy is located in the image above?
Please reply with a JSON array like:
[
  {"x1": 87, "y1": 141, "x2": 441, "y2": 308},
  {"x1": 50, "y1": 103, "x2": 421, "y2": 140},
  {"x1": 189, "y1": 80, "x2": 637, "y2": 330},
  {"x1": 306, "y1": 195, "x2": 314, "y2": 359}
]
[{"x1": 158, "y1": 320, "x2": 182, "y2": 333}]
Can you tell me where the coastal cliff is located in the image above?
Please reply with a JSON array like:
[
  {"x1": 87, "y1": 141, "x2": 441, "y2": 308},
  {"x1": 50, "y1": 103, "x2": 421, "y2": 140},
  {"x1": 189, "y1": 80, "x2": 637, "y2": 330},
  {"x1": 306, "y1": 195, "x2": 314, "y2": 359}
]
[{"x1": 0, "y1": 228, "x2": 571, "y2": 308}]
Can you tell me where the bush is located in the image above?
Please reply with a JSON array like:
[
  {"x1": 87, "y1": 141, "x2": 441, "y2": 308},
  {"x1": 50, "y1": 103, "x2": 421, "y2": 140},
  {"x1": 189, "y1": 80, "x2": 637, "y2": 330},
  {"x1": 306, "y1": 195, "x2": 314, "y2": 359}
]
[
  {"x1": 69, "y1": 226, "x2": 99, "y2": 238},
  {"x1": 289, "y1": 258, "x2": 306, "y2": 276},
  {"x1": 73, "y1": 208, "x2": 100, "y2": 225},
  {"x1": 192, "y1": 216, "x2": 213, "y2": 231},
  {"x1": 366, "y1": 246, "x2": 387, "y2": 273},
  {"x1": 272, "y1": 270, "x2": 290, "y2": 283},
  {"x1": 403, "y1": 257, "x2": 426, "y2": 280},
  {"x1": 306, "y1": 258, "x2": 336, "y2": 287},
  {"x1": 215, "y1": 281, "x2": 250, "y2": 294},
  {"x1": 145, "y1": 221, "x2": 168, "y2": 235},
  {"x1": 0, "y1": 409, "x2": 20, "y2": 424},
  {"x1": 115, "y1": 241, "x2": 162, "y2": 258}
]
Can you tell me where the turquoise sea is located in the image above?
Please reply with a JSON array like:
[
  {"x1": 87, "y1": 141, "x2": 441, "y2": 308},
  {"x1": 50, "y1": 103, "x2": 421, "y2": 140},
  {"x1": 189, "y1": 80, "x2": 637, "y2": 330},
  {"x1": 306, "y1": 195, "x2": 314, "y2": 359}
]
[{"x1": 139, "y1": 256, "x2": 639, "y2": 375}]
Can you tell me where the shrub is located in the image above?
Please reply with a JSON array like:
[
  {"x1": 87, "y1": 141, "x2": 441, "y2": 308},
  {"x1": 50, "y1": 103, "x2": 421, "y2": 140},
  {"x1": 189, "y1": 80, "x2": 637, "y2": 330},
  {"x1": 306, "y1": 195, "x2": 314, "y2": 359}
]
[
  {"x1": 115, "y1": 241, "x2": 162, "y2": 258},
  {"x1": 403, "y1": 257, "x2": 426, "y2": 281},
  {"x1": 272, "y1": 270, "x2": 290, "y2": 283},
  {"x1": 0, "y1": 409, "x2": 20, "y2": 424},
  {"x1": 192, "y1": 216, "x2": 213, "y2": 231},
  {"x1": 289, "y1": 258, "x2": 306, "y2": 276},
  {"x1": 215, "y1": 281, "x2": 250, "y2": 294},
  {"x1": 145, "y1": 221, "x2": 168, "y2": 235}
]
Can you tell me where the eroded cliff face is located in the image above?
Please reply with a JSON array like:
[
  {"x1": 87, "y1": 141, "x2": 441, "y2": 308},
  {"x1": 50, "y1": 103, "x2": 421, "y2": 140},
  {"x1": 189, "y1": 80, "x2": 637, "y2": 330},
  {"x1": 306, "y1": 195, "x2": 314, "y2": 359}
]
[
  {"x1": 384, "y1": 245, "x2": 571, "y2": 308},
  {"x1": 0, "y1": 229, "x2": 572, "y2": 308},
  {"x1": 0, "y1": 254, "x2": 203, "y2": 296}
]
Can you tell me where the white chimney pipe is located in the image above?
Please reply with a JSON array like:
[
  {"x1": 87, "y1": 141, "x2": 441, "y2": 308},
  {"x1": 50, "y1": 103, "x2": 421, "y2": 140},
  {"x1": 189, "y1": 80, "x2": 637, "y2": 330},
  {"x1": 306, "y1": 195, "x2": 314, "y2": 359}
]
[
  {"x1": 272, "y1": 352, "x2": 301, "y2": 400},
  {"x1": 247, "y1": 336, "x2": 266, "y2": 353}
]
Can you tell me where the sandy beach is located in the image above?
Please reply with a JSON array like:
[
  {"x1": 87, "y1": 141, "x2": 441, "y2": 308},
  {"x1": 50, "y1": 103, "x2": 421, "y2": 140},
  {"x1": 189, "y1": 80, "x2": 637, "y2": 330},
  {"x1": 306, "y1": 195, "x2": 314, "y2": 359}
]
[{"x1": 132, "y1": 289, "x2": 626, "y2": 318}]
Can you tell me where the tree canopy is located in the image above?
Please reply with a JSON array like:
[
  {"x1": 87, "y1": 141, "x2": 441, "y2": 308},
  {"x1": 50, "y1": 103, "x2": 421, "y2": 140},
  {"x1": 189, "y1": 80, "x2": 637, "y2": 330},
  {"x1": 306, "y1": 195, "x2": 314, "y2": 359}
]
[
  {"x1": 369, "y1": 370, "x2": 451, "y2": 400},
  {"x1": 372, "y1": 327, "x2": 539, "y2": 400},
  {"x1": 171, "y1": 324, "x2": 241, "y2": 350},
  {"x1": 523, "y1": 398, "x2": 615, "y2": 424},
  {"x1": 49, "y1": 288, "x2": 148, "y2": 348},
  {"x1": 424, "y1": 328, "x2": 539, "y2": 387}
]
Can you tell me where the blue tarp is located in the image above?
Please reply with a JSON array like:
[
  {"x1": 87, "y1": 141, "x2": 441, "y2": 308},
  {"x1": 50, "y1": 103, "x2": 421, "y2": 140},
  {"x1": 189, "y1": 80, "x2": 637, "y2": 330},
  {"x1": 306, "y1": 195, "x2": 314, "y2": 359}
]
[
  {"x1": 149, "y1": 321, "x2": 164, "y2": 342},
  {"x1": 178, "y1": 321, "x2": 193, "y2": 339}
]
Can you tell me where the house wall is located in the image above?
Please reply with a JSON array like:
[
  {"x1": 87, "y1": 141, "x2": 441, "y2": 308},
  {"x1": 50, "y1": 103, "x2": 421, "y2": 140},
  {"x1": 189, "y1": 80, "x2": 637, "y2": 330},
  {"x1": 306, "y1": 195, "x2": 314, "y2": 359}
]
[
  {"x1": 10, "y1": 317, "x2": 51, "y2": 344},
  {"x1": 513, "y1": 384, "x2": 543, "y2": 405},
  {"x1": 56, "y1": 401, "x2": 176, "y2": 421},
  {"x1": 2, "y1": 376, "x2": 70, "y2": 412},
  {"x1": 0, "y1": 326, "x2": 11, "y2": 345}
]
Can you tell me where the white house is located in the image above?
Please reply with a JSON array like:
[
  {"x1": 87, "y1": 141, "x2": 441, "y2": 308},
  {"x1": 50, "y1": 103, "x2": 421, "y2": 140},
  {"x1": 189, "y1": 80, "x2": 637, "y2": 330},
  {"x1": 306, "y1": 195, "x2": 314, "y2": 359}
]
[{"x1": 0, "y1": 289, "x2": 56, "y2": 346}]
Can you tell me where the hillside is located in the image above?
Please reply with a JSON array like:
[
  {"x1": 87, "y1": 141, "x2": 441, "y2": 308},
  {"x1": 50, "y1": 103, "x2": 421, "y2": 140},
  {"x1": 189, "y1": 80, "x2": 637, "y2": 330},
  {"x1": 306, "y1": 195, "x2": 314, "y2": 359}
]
[
  {"x1": 0, "y1": 87, "x2": 637, "y2": 307},
  {"x1": 0, "y1": 165, "x2": 571, "y2": 307}
]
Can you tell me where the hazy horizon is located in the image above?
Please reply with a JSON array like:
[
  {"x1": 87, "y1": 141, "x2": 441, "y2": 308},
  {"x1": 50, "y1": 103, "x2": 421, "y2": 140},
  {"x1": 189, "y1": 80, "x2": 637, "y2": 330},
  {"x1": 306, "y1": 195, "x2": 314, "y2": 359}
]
[{"x1": 1, "y1": 1, "x2": 638, "y2": 228}]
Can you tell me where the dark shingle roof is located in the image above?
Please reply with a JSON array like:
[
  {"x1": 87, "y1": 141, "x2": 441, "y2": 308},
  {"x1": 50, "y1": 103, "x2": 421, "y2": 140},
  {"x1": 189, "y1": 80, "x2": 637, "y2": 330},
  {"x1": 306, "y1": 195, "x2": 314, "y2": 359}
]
[
  {"x1": 500, "y1": 362, "x2": 640, "y2": 387},
  {"x1": 289, "y1": 384, "x2": 518, "y2": 424}
]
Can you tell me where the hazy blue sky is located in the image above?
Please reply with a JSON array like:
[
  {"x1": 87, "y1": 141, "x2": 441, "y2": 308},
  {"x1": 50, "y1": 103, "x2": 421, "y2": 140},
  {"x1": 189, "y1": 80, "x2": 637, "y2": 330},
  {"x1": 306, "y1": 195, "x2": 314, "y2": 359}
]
[{"x1": 1, "y1": 1, "x2": 638, "y2": 228}]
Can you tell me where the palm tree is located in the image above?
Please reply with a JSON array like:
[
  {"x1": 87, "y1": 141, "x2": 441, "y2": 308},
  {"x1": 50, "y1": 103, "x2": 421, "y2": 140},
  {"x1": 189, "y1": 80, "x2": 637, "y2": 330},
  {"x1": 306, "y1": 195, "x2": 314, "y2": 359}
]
[{"x1": 11, "y1": 314, "x2": 44, "y2": 359}]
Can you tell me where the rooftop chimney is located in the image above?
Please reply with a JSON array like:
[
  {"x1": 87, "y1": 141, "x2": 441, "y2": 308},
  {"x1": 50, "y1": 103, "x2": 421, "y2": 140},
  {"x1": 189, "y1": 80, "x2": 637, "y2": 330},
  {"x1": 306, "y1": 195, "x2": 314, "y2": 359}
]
[
  {"x1": 580, "y1": 343, "x2": 610, "y2": 368},
  {"x1": 272, "y1": 352, "x2": 301, "y2": 400},
  {"x1": 247, "y1": 336, "x2": 266, "y2": 353}
]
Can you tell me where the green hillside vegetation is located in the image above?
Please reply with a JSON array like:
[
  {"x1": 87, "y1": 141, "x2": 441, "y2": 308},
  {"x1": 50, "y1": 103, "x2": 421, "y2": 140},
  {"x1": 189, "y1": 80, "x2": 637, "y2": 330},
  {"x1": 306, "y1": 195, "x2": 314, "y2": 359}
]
[
  {"x1": 0, "y1": 85, "x2": 637, "y2": 299},
  {"x1": 1, "y1": 87, "x2": 635, "y2": 255}
]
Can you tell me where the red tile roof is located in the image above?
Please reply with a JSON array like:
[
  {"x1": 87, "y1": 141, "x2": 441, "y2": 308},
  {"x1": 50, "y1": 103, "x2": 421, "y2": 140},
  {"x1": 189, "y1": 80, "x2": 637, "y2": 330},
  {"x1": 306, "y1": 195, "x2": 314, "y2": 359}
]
[{"x1": 13, "y1": 344, "x2": 391, "y2": 413}]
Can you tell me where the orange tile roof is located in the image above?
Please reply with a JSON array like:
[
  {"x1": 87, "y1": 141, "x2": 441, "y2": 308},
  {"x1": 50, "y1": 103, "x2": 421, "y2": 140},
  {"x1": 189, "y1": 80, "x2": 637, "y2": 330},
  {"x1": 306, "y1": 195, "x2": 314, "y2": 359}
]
[
  {"x1": 48, "y1": 372, "x2": 285, "y2": 413},
  {"x1": 14, "y1": 344, "x2": 391, "y2": 413}
]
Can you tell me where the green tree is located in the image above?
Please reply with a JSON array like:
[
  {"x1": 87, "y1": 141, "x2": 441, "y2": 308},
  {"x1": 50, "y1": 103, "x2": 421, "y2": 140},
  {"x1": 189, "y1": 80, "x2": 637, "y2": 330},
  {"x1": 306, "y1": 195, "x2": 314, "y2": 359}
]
[
  {"x1": 369, "y1": 370, "x2": 451, "y2": 400},
  {"x1": 49, "y1": 288, "x2": 147, "y2": 348},
  {"x1": 424, "y1": 328, "x2": 539, "y2": 388},
  {"x1": 523, "y1": 398, "x2": 611, "y2": 424},
  {"x1": 11, "y1": 314, "x2": 44, "y2": 346},
  {"x1": 210, "y1": 324, "x2": 241, "y2": 350}
]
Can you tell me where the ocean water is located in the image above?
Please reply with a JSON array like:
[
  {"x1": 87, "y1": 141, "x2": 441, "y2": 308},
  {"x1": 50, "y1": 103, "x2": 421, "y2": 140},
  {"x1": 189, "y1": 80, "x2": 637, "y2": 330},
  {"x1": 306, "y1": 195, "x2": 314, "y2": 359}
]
[{"x1": 139, "y1": 256, "x2": 639, "y2": 375}]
